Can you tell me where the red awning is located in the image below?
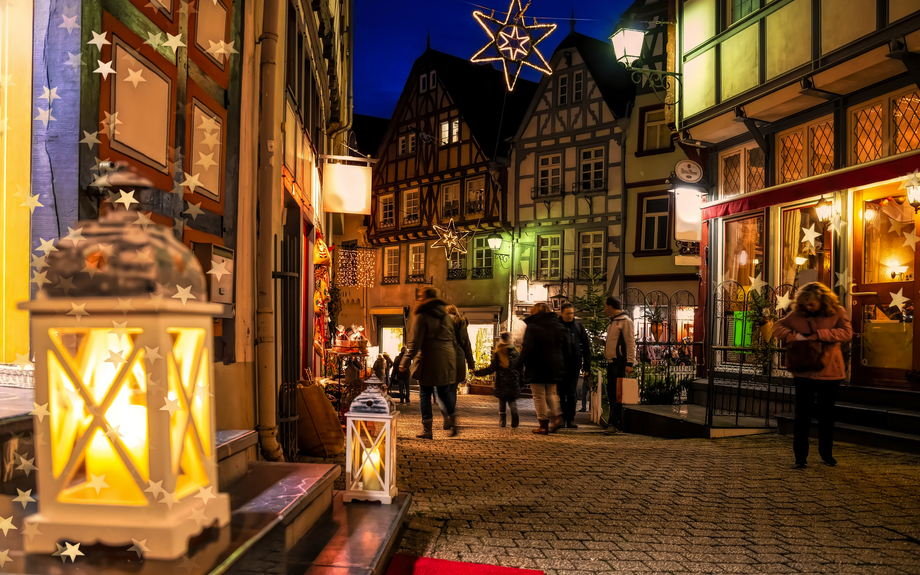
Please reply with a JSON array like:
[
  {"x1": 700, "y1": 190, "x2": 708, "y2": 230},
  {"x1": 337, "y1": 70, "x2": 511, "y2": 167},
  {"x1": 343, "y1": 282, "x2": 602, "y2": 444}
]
[{"x1": 702, "y1": 150, "x2": 920, "y2": 220}]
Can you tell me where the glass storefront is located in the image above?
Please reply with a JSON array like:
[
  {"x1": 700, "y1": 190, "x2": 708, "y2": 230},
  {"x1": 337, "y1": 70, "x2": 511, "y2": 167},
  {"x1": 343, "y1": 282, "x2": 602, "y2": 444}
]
[
  {"x1": 863, "y1": 195, "x2": 915, "y2": 284},
  {"x1": 723, "y1": 215, "x2": 765, "y2": 288},
  {"x1": 780, "y1": 204, "x2": 833, "y2": 288}
]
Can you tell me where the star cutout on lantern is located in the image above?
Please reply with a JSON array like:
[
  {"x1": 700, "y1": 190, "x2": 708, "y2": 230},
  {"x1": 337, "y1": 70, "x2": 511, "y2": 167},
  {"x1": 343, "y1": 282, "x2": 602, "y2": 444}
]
[
  {"x1": 30, "y1": 402, "x2": 50, "y2": 422},
  {"x1": 889, "y1": 288, "x2": 911, "y2": 312},
  {"x1": 79, "y1": 130, "x2": 100, "y2": 149},
  {"x1": 55, "y1": 275, "x2": 76, "y2": 295},
  {"x1": 13, "y1": 488, "x2": 35, "y2": 509},
  {"x1": 0, "y1": 516, "x2": 15, "y2": 536},
  {"x1": 800, "y1": 223, "x2": 821, "y2": 247},
  {"x1": 179, "y1": 556, "x2": 200, "y2": 574},
  {"x1": 94, "y1": 59, "x2": 116, "y2": 80},
  {"x1": 145, "y1": 345, "x2": 163, "y2": 364},
  {"x1": 64, "y1": 51, "x2": 83, "y2": 72},
  {"x1": 164, "y1": 32, "x2": 186, "y2": 55},
  {"x1": 161, "y1": 397, "x2": 181, "y2": 417},
  {"x1": 0, "y1": 549, "x2": 9, "y2": 569},
  {"x1": 470, "y1": 0, "x2": 557, "y2": 91},
  {"x1": 105, "y1": 349, "x2": 127, "y2": 366},
  {"x1": 160, "y1": 490, "x2": 180, "y2": 509},
  {"x1": 195, "y1": 485, "x2": 216, "y2": 505},
  {"x1": 40, "y1": 86, "x2": 61, "y2": 104},
  {"x1": 34, "y1": 107, "x2": 56, "y2": 128},
  {"x1": 64, "y1": 226, "x2": 86, "y2": 245},
  {"x1": 30, "y1": 270, "x2": 50, "y2": 290},
  {"x1": 181, "y1": 171, "x2": 203, "y2": 193},
  {"x1": 16, "y1": 456, "x2": 36, "y2": 476},
  {"x1": 135, "y1": 211, "x2": 155, "y2": 230},
  {"x1": 144, "y1": 31, "x2": 165, "y2": 49},
  {"x1": 36, "y1": 237, "x2": 58, "y2": 255},
  {"x1": 59, "y1": 14, "x2": 80, "y2": 33},
  {"x1": 173, "y1": 284, "x2": 196, "y2": 305},
  {"x1": 88, "y1": 30, "x2": 110, "y2": 50},
  {"x1": 22, "y1": 521, "x2": 42, "y2": 542},
  {"x1": 829, "y1": 213, "x2": 845, "y2": 236},
  {"x1": 115, "y1": 189, "x2": 139, "y2": 209},
  {"x1": 208, "y1": 260, "x2": 230, "y2": 281},
  {"x1": 188, "y1": 506, "x2": 209, "y2": 527},
  {"x1": 129, "y1": 539, "x2": 151, "y2": 559},
  {"x1": 903, "y1": 228, "x2": 919, "y2": 252},
  {"x1": 431, "y1": 219, "x2": 470, "y2": 258},
  {"x1": 195, "y1": 151, "x2": 217, "y2": 172},
  {"x1": 144, "y1": 479, "x2": 166, "y2": 500},
  {"x1": 13, "y1": 352, "x2": 32, "y2": 370},
  {"x1": 201, "y1": 130, "x2": 221, "y2": 150},
  {"x1": 183, "y1": 202, "x2": 204, "y2": 220},
  {"x1": 889, "y1": 216, "x2": 909, "y2": 236},
  {"x1": 62, "y1": 542, "x2": 84, "y2": 563},
  {"x1": 748, "y1": 273, "x2": 767, "y2": 292},
  {"x1": 86, "y1": 473, "x2": 110, "y2": 495},
  {"x1": 68, "y1": 302, "x2": 89, "y2": 322},
  {"x1": 21, "y1": 193, "x2": 43, "y2": 214},
  {"x1": 124, "y1": 68, "x2": 147, "y2": 88}
]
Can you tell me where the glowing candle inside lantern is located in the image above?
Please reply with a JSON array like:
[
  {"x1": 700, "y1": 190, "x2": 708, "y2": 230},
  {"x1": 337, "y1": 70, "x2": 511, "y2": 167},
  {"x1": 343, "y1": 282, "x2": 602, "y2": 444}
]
[
  {"x1": 86, "y1": 400, "x2": 147, "y2": 502},
  {"x1": 361, "y1": 447, "x2": 382, "y2": 492}
]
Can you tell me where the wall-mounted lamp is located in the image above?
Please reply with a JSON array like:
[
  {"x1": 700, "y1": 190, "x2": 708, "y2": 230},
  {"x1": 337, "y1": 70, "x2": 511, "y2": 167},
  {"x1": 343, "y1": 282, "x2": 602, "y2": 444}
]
[
  {"x1": 814, "y1": 195, "x2": 835, "y2": 226},
  {"x1": 901, "y1": 171, "x2": 920, "y2": 212},
  {"x1": 610, "y1": 19, "x2": 682, "y2": 106}
]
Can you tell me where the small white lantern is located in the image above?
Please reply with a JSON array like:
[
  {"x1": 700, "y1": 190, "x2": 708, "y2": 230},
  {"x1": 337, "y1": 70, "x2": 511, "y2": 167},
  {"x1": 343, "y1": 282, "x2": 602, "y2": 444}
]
[
  {"x1": 610, "y1": 26, "x2": 646, "y2": 67},
  {"x1": 20, "y1": 210, "x2": 230, "y2": 560},
  {"x1": 344, "y1": 379, "x2": 398, "y2": 504},
  {"x1": 674, "y1": 186, "x2": 704, "y2": 242}
]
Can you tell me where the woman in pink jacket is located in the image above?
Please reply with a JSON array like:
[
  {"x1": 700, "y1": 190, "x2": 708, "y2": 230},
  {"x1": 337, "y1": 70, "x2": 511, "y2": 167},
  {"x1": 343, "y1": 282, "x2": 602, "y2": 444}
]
[{"x1": 774, "y1": 282, "x2": 853, "y2": 469}]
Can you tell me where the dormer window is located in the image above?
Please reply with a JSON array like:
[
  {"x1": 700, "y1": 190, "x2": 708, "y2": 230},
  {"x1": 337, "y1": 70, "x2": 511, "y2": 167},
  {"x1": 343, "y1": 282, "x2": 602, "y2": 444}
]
[
  {"x1": 558, "y1": 76, "x2": 568, "y2": 106},
  {"x1": 420, "y1": 74, "x2": 428, "y2": 93},
  {"x1": 398, "y1": 133, "x2": 416, "y2": 156},
  {"x1": 429, "y1": 70, "x2": 436, "y2": 89}
]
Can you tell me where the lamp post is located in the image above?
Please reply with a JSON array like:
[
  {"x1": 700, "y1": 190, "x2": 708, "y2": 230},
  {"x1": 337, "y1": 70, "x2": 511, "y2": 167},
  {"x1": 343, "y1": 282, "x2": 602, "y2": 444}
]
[
  {"x1": 20, "y1": 210, "x2": 230, "y2": 560},
  {"x1": 610, "y1": 19, "x2": 682, "y2": 105},
  {"x1": 344, "y1": 379, "x2": 398, "y2": 504}
]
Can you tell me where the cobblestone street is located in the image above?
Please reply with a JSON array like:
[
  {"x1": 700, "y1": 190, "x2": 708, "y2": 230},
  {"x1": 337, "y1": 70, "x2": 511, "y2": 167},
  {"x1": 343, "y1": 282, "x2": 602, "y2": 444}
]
[{"x1": 388, "y1": 392, "x2": 920, "y2": 575}]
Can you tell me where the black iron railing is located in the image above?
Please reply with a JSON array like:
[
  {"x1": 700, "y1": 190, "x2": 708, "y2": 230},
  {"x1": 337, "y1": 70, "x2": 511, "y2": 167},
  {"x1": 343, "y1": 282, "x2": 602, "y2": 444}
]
[
  {"x1": 447, "y1": 268, "x2": 468, "y2": 280},
  {"x1": 706, "y1": 346, "x2": 794, "y2": 428},
  {"x1": 574, "y1": 179, "x2": 605, "y2": 192},
  {"x1": 382, "y1": 275, "x2": 400, "y2": 285},
  {"x1": 406, "y1": 274, "x2": 427, "y2": 283},
  {"x1": 466, "y1": 200, "x2": 484, "y2": 214},
  {"x1": 403, "y1": 213, "x2": 420, "y2": 225},
  {"x1": 471, "y1": 267, "x2": 493, "y2": 279},
  {"x1": 273, "y1": 237, "x2": 301, "y2": 460},
  {"x1": 531, "y1": 185, "x2": 563, "y2": 199}
]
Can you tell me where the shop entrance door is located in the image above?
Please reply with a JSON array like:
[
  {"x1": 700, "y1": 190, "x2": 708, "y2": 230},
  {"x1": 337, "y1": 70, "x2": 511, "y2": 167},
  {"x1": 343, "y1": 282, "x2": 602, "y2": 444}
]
[{"x1": 851, "y1": 181, "x2": 917, "y2": 388}]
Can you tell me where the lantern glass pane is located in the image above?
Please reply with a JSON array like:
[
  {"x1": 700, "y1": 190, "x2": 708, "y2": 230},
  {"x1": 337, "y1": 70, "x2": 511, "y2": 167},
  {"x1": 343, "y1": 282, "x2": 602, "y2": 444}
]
[
  {"x1": 168, "y1": 328, "x2": 212, "y2": 498},
  {"x1": 350, "y1": 420, "x2": 388, "y2": 492},
  {"x1": 611, "y1": 28, "x2": 644, "y2": 66}
]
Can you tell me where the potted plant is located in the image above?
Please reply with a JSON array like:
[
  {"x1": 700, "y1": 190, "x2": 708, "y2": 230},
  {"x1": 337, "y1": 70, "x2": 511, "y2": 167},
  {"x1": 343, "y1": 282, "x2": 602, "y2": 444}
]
[
  {"x1": 645, "y1": 307, "x2": 666, "y2": 342},
  {"x1": 748, "y1": 289, "x2": 778, "y2": 343}
]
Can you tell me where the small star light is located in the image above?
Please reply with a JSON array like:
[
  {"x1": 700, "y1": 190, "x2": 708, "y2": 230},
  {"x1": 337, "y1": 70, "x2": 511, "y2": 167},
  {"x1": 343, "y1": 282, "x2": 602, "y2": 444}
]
[
  {"x1": 61, "y1": 542, "x2": 84, "y2": 563},
  {"x1": 207, "y1": 260, "x2": 230, "y2": 281},
  {"x1": 0, "y1": 549, "x2": 9, "y2": 569},
  {"x1": 164, "y1": 32, "x2": 186, "y2": 55},
  {"x1": 0, "y1": 516, "x2": 15, "y2": 536},
  {"x1": 835, "y1": 267, "x2": 853, "y2": 291},
  {"x1": 59, "y1": 14, "x2": 80, "y2": 33},
  {"x1": 748, "y1": 273, "x2": 767, "y2": 292},
  {"x1": 94, "y1": 59, "x2": 116, "y2": 80},
  {"x1": 183, "y1": 202, "x2": 204, "y2": 220},
  {"x1": 172, "y1": 284, "x2": 197, "y2": 305},
  {"x1": 470, "y1": 0, "x2": 557, "y2": 91},
  {"x1": 22, "y1": 193, "x2": 43, "y2": 213},
  {"x1": 128, "y1": 539, "x2": 151, "y2": 559},
  {"x1": 903, "y1": 228, "x2": 919, "y2": 252},
  {"x1": 144, "y1": 31, "x2": 165, "y2": 49},
  {"x1": 16, "y1": 455, "x2": 36, "y2": 476},
  {"x1": 889, "y1": 288, "x2": 911, "y2": 312},
  {"x1": 431, "y1": 219, "x2": 471, "y2": 258},
  {"x1": 13, "y1": 488, "x2": 35, "y2": 508},
  {"x1": 800, "y1": 223, "x2": 821, "y2": 247},
  {"x1": 30, "y1": 402, "x2": 50, "y2": 422}
]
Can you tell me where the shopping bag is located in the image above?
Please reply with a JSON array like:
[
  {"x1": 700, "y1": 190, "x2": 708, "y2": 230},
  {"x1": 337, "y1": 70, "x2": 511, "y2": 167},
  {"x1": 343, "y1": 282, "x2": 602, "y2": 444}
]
[{"x1": 616, "y1": 377, "x2": 640, "y2": 404}]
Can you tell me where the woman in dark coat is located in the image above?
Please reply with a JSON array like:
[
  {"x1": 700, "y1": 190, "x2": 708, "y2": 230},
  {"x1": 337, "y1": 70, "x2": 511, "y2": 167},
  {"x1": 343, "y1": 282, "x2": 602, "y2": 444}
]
[
  {"x1": 399, "y1": 288, "x2": 458, "y2": 438},
  {"x1": 513, "y1": 303, "x2": 569, "y2": 435},
  {"x1": 444, "y1": 304, "x2": 475, "y2": 430},
  {"x1": 474, "y1": 332, "x2": 521, "y2": 428},
  {"x1": 391, "y1": 347, "x2": 409, "y2": 404}
]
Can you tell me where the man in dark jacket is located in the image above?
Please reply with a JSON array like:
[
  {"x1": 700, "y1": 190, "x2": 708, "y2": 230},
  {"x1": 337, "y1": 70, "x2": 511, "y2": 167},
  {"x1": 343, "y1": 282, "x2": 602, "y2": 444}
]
[
  {"x1": 513, "y1": 302, "x2": 569, "y2": 434},
  {"x1": 558, "y1": 303, "x2": 591, "y2": 429},
  {"x1": 399, "y1": 288, "x2": 458, "y2": 438},
  {"x1": 445, "y1": 305, "x2": 475, "y2": 430},
  {"x1": 391, "y1": 347, "x2": 409, "y2": 404}
]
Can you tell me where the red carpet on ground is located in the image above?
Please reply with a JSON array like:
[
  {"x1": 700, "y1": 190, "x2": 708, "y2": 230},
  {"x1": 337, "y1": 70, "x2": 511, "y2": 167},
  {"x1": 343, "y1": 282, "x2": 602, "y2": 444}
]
[{"x1": 386, "y1": 554, "x2": 544, "y2": 575}]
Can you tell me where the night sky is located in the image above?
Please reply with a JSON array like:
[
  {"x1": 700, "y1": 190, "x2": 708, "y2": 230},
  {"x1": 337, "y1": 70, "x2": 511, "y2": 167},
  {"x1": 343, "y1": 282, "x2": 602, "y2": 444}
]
[{"x1": 354, "y1": 0, "x2": 637, "y2": 119}]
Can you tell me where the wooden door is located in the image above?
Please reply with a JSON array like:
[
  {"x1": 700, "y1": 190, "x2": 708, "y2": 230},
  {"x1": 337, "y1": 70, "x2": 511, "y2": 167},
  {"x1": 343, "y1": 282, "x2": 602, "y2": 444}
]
[{"x1": 851, "y1": 180, "x2": 918, "y2": 388}]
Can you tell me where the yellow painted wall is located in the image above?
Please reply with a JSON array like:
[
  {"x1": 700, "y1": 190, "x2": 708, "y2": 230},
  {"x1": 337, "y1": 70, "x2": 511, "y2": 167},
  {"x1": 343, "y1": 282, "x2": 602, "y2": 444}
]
[
  {"x1": 767, "y1": 0, "x2": 812, "y2": 79},
  {"x1": 683, "y1": 48, "x2": 716, "y2": 117},
  {"x1": 721, "y1": 25, "x2": 760, "y2": 100},
  {"x1": 0, "y1": 0, "x2": 33, "y2": 363},
  {"x1": 822, "y1": 0, "x2": 876, "y2": 54},
  {"x1": 890, "y1": 0, "x2": 920, "y2": 22}
]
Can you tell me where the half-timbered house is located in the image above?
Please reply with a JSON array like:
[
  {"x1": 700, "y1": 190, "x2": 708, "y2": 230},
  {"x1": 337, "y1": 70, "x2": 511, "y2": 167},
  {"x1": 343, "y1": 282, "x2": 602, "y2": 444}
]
[{"x1": 363, "y1": 47, "x2": 536, "y2": 358}]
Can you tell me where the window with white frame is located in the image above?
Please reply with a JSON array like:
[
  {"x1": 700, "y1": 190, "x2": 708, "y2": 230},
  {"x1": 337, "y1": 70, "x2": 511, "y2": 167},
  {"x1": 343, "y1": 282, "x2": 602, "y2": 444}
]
[
  {"x1": 403, "y1": 189, "x2": 420, "y2": 225},
  {"x1": 579, "y1": 231, "x2": 604, "y2": 274},
  {"x1": 639, "y1": 195, "x2": 670, "y2": 252},
  {"x1": 420, "y1": 74, "x2": 428, "y2": 93},
  {"x1": 383, "y1": 246, "x2": 400, "y2": 278},
  {"x1": 466, "y1": 176, "x2": 485, "y2": 214},
  {"x1": 643, "y1": 108, "x2": 670, "y2": 151},
  {"x1": 379, "y1": 194, "x2": 395, "y2": 228},
  {"x1": 473, "y1": 237, "x2": 492, "y2": 269},
  {"x1": 573, "y1": 71, "x2": 583, "y2": 102},
  {"x1": 719, "y1": 144, "x2": 765, "y2": 198},
  {"x1": 398, "y1": 133, "x2": 416, "y2": 155},
  {"x1": 439, "y1": 121, "x2": 450, "y2": 145},
  {"x1": 538, "y1": 235, "x2": 561, "y2": 280},
  {"x1": 409, "y1": 243, "x2": 425, "y2": 276},
  {"x1": 440, "y1": 119, "x2": 460, "y2": 145},
  {"x1": 537, "y1": 154, "x2": 562, "y2": 196},
  {"x1": 451, "y1": 118, "x2": 459, "y2": 143},
  {"x1": 558, "y1": 76, "x2": 568, "y2": 105},
  {"x1": 442, "y1": 182, "x2": 460, "y2": 218},
  {"x1": 448, "y1": 250, "x2": 465, "y2": 270},
  {"x1": 579, "y1": 147, "x2": 604, "y2": 191},
  {"x1": 429, "y1": 70, "x2": 437, "y2": 89}
]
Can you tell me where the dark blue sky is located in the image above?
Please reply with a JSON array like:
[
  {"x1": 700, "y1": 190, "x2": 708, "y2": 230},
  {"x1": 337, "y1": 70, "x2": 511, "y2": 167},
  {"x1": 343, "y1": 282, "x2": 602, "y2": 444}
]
[{"x1": 354, "y1": 0, "x2": 637, "y2": 118}]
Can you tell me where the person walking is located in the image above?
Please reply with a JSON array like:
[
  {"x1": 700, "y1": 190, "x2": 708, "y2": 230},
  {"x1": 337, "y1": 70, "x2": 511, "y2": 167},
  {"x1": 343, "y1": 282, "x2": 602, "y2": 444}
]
[
  {"x1": 774, "y1": 281, "x2": 852, "y2": 469},
  {"x1": 513, "y1": 302, "x2": 568, "y2": 435},
  {"x1": 372, "y1": 354, "x2": 386, "y2": 381},
  {"x1": 445, "y1": 304, "x2": 475, "y2": 431},
  {"x1": 558, "y1": 303, "x2": 591, "y2": 429},
  {"x1": 474, "y1": 332, "x2": 522, "y2": 428},
  {"x1": 391, "y1": 346, "x2": 410, "y2": 404},
  {"x1": 604, "y1": 297, "x2": 636, "y2": 435},
  {"x1": 578, "y1": 375, "x2": 590, "y2": 412},
  {"x1": 399, "y1": 288, "x2": 458, "y2": 439}
]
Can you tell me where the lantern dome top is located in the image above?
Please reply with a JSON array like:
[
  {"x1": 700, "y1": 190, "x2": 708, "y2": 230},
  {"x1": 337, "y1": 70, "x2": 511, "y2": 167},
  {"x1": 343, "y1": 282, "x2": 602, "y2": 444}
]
[
  {"x1": 347, "y1": 380, "x2": 395, "y2": 415},
  {"x1": 40, "y1": 210, "x2": 207, "y2": 301}
]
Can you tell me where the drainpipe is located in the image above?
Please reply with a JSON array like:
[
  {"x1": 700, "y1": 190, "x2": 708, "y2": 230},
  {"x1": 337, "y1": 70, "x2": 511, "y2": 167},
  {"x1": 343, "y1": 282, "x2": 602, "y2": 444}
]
[
  {"x1": 255, "y1": 0, "x2": 284, "y2": 461},
  {"x1": 327, "y1": 0, "x2": 354, "y2": 151},
  {"x1": 617, "y1": 105, "x2": 633, "y2": 296}
]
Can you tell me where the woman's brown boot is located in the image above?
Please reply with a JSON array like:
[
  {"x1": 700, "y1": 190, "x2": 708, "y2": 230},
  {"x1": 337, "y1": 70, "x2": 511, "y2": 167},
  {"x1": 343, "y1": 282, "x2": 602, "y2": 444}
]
[{"x1": 532, "y1": 420, "x2": 549, "y2": 435}]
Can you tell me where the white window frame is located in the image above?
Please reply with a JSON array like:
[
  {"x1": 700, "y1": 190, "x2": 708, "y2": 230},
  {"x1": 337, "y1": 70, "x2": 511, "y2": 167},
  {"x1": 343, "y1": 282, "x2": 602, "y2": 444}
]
[
  {"x1": 383, "y1": 246, "x2": 400, "y2": 278},
  {"x1": 429, "y1": 70, "x2": 436, "y2": 89},
  {"x1": 473, "y1": 236, "x2": 492, "y2": 269},
  {"x1": 398, "y1": 134, "x2": 416, "y2": 156},
  {"x1": 420, "y1": 74, "x2": 428, "y2": 93},
  {"x1": 579, "y1": 147, "x2": 605, "y2": 191},
  {"x1": 451, "y1": 118, "x2": 460, "y2": 143},
  {"x1": 379, "y1": 194, "x2": 395, "y2": 228},
  {"x1": 537, "y1": 234, "x2": 562, "y2": 280},
  {"x1": 466, "y1": 176, "x2": 485, "y2": 214},
  {"x1": 447, "y1": 249, "x2": 465, "y2": 271},
  {"x1": 573, "y1": 71, "x2": 583, "y2": 102},
  {"x1": 538, "y1": 154, "x2": 562, "y2": 195},
  {"x1": 439, "y1": 118, "x2": 460, "y2": 145},
  {"x1": 403, "y1": 188, "x2": 420, "y2": 226},
  {"x1": 643, "y1": 108, "x2": 670, "y2": 151},
  {"x1": 640, "y1": 194, "x2": 671, "y2": 252},
  {"x1": 408, "y1": 243, "x2": 426, "y2": 276},
  {"x1": 442, "y1": 181, "x2": 461, "y2": 219},
  {"x1": 579, "y1": 231, "x2": 605, "y2": 275},
  {"x1": 558, "y1": 75, "x2": 568, "y2": 106}
]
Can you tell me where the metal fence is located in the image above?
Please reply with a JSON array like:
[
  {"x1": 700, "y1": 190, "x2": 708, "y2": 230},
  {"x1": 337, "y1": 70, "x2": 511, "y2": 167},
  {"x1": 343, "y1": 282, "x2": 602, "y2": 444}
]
[{"x1": 274, "y1": 237, "x2": 301, "y2": 461}]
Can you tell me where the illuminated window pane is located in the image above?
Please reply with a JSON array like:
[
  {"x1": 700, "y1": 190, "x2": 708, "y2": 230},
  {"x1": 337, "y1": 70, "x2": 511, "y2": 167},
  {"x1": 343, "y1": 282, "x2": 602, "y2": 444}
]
[
  {"x1": 722, "y1": 153, "x2": 741, "y2": 197},
  {"x1": 893, "y1": 92, "x2": 920, "y2": 154},
  {"x1": 810, "y1": 121, "x2": 835, "y2": 175},
  {"x1": 853, "y1": 104, "x2": 884, "y2": 164},
  {"x1": 779, "y1": 131, "x2": 805, "y2": 183},
  {"x1": 863, "y1": 196, "x2": 915, "y2": 284},
  {"x1": 780, "y1": 204, "x2": 833, "y2": 288},
  {"x1": 723, "y1": 215, "x2": 765, "y2": 288}
]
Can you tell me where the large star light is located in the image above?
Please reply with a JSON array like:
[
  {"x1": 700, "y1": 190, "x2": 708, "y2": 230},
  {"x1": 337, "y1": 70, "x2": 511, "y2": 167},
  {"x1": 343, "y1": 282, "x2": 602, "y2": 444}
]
[
  {"x1": 432, "y1": 219, "x2": 470, "y2": 258},
  {"x1": 471, "y1": 0, "x2": 557, "y2": 91}
]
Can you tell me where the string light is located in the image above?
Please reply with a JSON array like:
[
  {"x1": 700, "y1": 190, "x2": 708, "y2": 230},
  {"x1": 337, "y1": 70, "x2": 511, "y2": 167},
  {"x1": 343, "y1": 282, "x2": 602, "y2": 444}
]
[
  {"x1": 432, "y1": 219, "x2": 471, "y2": 257},
  {"x1": 470, "y1": 0, "x2": 557, "y2": 91},
  {"x1": 336, "y1": 246, "x2": 376, "y2": 288}
]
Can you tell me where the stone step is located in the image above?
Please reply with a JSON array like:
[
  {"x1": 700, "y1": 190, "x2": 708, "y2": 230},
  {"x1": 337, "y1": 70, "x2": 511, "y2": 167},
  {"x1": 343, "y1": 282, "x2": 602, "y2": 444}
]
[
  {"x1": 836, "y1": 384, "x2": 920, "y2": 411},
  {"x1": 834, "y1": 402, "x2": 920, "y2": 436},
  {"x1": 287, "y1": 491, "x2": 413, "y2": 575},
  {"x1": 775, "y1": 414, "x2": 920, "y2": 454},
  {"x1": 215, "y1": 429, "x2": 259, "y2": 490}
]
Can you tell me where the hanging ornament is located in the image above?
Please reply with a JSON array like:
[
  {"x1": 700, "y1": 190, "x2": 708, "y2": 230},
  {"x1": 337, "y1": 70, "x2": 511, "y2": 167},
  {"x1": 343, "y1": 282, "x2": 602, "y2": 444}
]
[
  {"x1": 314, "y1": 239, "x2": 331, "y2": 266},
  {"x1": 432, "y1": 219, "x2": 471, "y2": 258},
  {"x1": 314, "y1": 290, "x2": 326, "y2": 315},
  {"x1": 470, "y1": 0, "x2": 557, "y2": 91}
]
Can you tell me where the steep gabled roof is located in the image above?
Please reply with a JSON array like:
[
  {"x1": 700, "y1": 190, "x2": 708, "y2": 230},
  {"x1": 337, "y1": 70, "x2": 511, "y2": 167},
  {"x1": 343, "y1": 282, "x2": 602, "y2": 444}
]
[
  {"x1": 552, "y1": 32, "x2": 636, "y2": 119},
  {"x1": 351, "y1": 114, "x2": 390, "y2": 158},
  {"x1": 408, "y1": 48, "x2": 538, "y2": 159}
]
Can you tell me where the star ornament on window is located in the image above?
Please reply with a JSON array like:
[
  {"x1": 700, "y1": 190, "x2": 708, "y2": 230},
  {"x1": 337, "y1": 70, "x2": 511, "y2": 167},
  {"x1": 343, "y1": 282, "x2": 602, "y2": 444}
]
[
  {"x1": 470, "y1": 0, "x2": 557, "y2": 91},
  {"x1": 432, "y1": 219, "x2": 471, "y2": 258}
]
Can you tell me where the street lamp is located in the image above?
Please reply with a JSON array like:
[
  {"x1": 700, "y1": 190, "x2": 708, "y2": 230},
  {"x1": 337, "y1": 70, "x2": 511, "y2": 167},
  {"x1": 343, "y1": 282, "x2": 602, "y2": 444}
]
[
  {"x1": 814, "y1": 195, "x2": 835, "y2": 225},
  {"x1": 610, "y1": 27, "x2": 645, "y2": 67},
  {"x1": 610, "y1": 19, "x2": 682, "y2": 105},
  {"x1": 902, "y1": 170, "x2": 920, "y2": 212},
  {"x1": 487, "y1": 233, "x2": 503, "y2": 251}
]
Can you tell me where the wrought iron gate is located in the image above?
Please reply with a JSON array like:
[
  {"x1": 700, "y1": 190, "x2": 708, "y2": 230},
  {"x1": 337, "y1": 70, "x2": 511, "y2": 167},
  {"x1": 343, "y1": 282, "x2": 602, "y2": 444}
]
[{"x1": 274, "y1": 236, "x2": 301, "y2": 460}]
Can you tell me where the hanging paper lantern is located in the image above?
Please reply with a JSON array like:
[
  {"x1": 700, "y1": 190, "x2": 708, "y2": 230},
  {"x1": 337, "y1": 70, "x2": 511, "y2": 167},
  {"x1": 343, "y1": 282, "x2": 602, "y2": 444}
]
[
  {"x1": 314, "y1": 291, "x2": 326, "y2": 315},
  {"x1": 314, "y1": 239, "x2": 331, "y2": 266}
]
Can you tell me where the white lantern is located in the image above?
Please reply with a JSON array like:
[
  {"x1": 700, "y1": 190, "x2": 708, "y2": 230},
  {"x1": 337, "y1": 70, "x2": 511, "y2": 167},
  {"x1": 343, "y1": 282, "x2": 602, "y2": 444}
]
[
  {"x1": 344, "y1": 379, "x2": 398, "y2": 504},
  {"x1": 610, "y1": 27, "x2": 645, "y2": 67},
  {"x1": 19, "y1": 210, "x2": 230, "y2": 560}
]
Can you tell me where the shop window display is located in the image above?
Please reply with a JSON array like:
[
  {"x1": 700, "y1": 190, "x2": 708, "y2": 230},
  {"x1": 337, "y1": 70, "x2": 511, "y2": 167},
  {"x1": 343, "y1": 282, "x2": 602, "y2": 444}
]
[
  {"x1": 723, "y1": 215, "x2": 765, "y2": 288},
  {"x1": 780, "y1": 204, "x2": 833, "y2": 288},
  {"x1": 863, "y1": 195, "x2": 915, "y2": 284}
]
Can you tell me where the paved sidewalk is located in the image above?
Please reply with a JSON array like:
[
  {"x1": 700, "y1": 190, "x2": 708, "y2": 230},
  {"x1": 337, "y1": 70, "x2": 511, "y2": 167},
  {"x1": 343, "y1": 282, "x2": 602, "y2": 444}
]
[{"x1": 386, "y1": 392, "x2": 920, "y2": 575}]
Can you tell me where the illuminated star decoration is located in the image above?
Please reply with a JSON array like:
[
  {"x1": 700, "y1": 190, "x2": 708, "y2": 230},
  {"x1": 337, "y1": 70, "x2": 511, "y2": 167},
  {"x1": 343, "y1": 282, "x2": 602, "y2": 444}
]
[
  {"x1": 431, "y1": 219, "x2": 471, "y2": 258},
  {"x1": 470, "y1": 0, "x2": 557, "y2": 91},
  {"x1": 800, "y1": 223, "x2": 821, "y2": 247},
  {"x1": 889, "y1": 288, "x2": 910, "y2": 312},
  {"x1": 775, "y1": 292, "x2": 793, "y2": 312}
]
